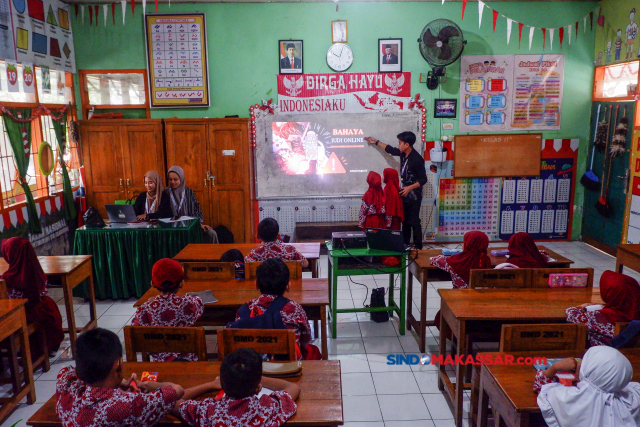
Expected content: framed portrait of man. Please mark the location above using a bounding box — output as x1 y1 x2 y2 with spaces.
279 40 303 74
379 38 402 73
332 21 347 43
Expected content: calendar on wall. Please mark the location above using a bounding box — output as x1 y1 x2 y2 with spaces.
499 139 578 240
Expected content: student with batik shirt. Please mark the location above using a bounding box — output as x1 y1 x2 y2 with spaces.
566 270 640 347
132 258 204 361
383 168 404 230
56 328 184 427
507 232 550 268
429 230 491 288
178 348 299 427
245 218 309 268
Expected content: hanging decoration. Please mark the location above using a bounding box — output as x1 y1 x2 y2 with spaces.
461 0 467 19
492 10 498 32
518 23 523 48
111 3 116 25
506 18 512 45
559 27 564 48
0 104 71 123
259 99 277 115
550 28 554 50
528 26 534 51
103 4 108 26
74 4 79 17
542 28 546 51
81 5 84 25
408 93 425 111
142 0 146 15
131 0 135 16
155 0 158 13
121 0 126 24
478 1 484 29
94 6 99 25
611 106 628 158
88 5 93 26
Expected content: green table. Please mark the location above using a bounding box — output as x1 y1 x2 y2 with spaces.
326 242 407 338
73 219 204 300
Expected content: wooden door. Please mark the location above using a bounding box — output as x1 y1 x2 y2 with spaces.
164 120 211 224
79 120 126 218
207 120 253 242
120 121 165 199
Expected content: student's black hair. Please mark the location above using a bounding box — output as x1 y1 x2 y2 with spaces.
256 258 290 296
257 217 279 242
220 249 244 262
220 348 263 399
75 328 122 384
397 131 416 147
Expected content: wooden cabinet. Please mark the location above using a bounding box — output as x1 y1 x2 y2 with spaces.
164 119 254 243
79 119 165 218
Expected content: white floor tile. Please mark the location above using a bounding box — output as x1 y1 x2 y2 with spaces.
414 372 442 394
342 372 376 396
343 395 383 422
331 322 362 338
386 420 436 427
359 320 398 337
368 353 411 373
98 315 133 330
363 336 404 354
372 372 420 394
327 337 366 355
36 360 75 381
34 380 57 403
423 393 455 419
378 393 431 421
330 354 370 373
2 402 44 427
343 422 384 427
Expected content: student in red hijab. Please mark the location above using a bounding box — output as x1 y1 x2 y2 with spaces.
566 271 640 346
383 168 404 230
507 232 549 268
1 237 64 358
429 230 491 288
358 171 386 230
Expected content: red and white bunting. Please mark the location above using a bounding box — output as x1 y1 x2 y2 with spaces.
529 26 534 51
506 18 513 45
478 1 484 29
103 4 108 26
121 0 126 24
550 28 554 50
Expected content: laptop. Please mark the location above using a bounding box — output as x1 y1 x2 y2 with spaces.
105 204 139 223
365 228 409 253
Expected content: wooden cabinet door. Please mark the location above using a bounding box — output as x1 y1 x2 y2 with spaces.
208 120 253 243
164 120 211 224
79 120 126 218
120 120 165 199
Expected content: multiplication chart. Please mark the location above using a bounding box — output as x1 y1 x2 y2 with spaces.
437 178 501 239
145 13 209 108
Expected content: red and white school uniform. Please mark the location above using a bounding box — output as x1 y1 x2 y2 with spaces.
429 230 491 289
565 307 615 347
55 367 179 427
533 369 557 393
245 241 306 263
132 293 204 361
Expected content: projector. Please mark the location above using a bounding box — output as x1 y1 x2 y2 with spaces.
331 231 367 249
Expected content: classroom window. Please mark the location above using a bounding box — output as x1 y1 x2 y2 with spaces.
39 114 80 192
79 70 150 119
593 62 640 101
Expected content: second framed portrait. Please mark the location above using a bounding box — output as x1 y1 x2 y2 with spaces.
379 38 402 73
279 40 303 74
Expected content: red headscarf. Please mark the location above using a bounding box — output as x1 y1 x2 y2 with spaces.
598 270 640 324
383 168 404 223
446 231 491 284
359 171 386 229
1 237 47 303
507 232 548 268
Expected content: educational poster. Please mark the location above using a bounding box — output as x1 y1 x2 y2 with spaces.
459 55 513 132
511 55 564 130
499 138 578 240
145 13 210 108
10 0 75 72
0 0 16 60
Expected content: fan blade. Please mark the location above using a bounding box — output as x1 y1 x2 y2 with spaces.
438 25 460 44
438 44 452 60
423 29 440 49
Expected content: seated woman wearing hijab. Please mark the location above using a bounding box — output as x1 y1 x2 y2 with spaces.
566 270 640 347
165 166 218 243
358 171 386 230
505 232 549 268
383 168 403 230
429 230 491 289
535 346 640 427
1 237 64 358
133 170 172 220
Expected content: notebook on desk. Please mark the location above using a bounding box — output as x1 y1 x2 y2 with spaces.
187 290 218 304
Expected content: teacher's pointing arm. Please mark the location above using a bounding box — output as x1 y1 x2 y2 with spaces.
365 136 400 155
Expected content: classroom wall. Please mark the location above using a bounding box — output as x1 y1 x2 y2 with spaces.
71 1 597 239
594 0 640 65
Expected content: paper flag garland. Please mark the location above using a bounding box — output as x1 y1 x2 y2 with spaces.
74 4 78 17
529 26 534 51
492 10 498 32
575 22 578 37
506 18 512 45
103 5 107 26
155 0 158 13
111 3 116 25
142 0 146 15
461 0 467 19
131 0 135 16
95 6 99 25
519 22 523 48
121 0 126 24
478 1 484 29
81 6 84 25
559 27 563 48
567 25 572 45
88 5 92 25
541 28 546 51
583 16 586 34
550 28 554 50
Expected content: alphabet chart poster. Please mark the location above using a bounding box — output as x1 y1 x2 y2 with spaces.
145 13 209 108
499 139 578 240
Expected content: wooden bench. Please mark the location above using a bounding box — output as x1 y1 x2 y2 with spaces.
469 268 594 289
245 261 303 280
123 326 207 362
183 262 236 281
217 328 297 361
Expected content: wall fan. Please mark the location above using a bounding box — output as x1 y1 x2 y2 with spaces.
418 19 466 90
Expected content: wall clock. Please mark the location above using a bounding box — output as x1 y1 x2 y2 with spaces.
327 43 353 72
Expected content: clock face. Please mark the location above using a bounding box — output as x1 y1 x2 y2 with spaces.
327 43 353 72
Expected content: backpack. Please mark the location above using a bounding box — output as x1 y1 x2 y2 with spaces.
227 296 290 330
214 225 234 244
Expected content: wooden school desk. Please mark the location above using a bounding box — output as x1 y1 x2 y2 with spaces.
407 246 573 352
27 360 344 427
438 287 602 427
0 255 97 360
0 299 36 424
135 278 330 359
475 349 640 427
615 244 640 274
174 243 322 278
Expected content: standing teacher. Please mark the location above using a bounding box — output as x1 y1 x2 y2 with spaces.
365 132 427 249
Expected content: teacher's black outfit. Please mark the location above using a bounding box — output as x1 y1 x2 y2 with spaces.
384 144 427 249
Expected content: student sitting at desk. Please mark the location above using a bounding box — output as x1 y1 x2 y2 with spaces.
429 230 491 289
132 258 204 361
535 346 640 427
358 171 386 230
383 168 403 230
177 348 299 427
56 328 185 427
134 170 173 221
1 237 64 358
506 232 549 268
220 249 245 279
566 270 640 347
245 218 309 268
165 165 218 243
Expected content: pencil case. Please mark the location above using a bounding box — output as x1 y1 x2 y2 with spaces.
490 249 509 257
548 273 588 288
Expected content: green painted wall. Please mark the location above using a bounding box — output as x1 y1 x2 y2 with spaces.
71 1 596 239
594 0 640 65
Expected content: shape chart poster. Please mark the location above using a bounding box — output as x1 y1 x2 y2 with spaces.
145 13 209 108
10 0 75 72
459 55 513 133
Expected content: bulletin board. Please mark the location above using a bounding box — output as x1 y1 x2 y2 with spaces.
453 133 542 178
144 13 209 108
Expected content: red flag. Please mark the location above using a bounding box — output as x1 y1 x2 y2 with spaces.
111 3 116 24
590 12 593 30
559 27 564 48
88 5 93 25
74 4 79 17
94 5 99 25
492 10 498 32
462 0 467 19
542 28 546 50
518 22 524 48
575 21 579 38
155 0 158 12
131 0 135 15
